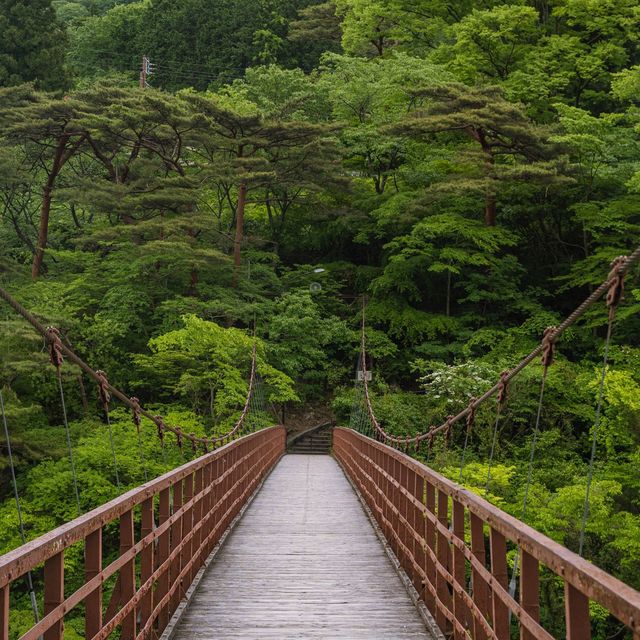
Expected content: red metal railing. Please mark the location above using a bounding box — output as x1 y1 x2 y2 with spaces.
334 428 640 640
0 426 285 640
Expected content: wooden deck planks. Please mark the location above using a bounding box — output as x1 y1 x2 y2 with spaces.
171 454 434 639
174 455 431 640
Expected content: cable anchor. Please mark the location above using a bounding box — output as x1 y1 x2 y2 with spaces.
541 327 557 372
45 326 64 370
131 397 142 434
607 256 627 321
497 371 510 409
96 370 111 412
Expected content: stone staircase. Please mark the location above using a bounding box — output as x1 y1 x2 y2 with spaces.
287 422 334 454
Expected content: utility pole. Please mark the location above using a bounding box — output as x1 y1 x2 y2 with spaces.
140 55 155 89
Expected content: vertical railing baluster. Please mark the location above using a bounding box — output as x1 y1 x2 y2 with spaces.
470 512 490 639
1 585 9 640
191 468 204 582
436 489 453 634
201 461 213 560
43 551 64 640
565 583 591 640
119 509 136 640
424 480 438 623
520 550 540 640
157 486 171 631
489 528 509 639
140 497 154 630
408 470 420 593
169 480 183 616
180 473 193 602
85 529 102 639
399 463 409 573
452 499 467 639
211 458 221 550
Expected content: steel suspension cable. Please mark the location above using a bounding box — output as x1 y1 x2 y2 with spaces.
358 248 640 447
0 389 40 624
55 367 82 516
458 400 477 482
484 373 509 495
97 371 121 489
578 260 623 555
484 408 503 497
578 320 613 556
0 284 260 453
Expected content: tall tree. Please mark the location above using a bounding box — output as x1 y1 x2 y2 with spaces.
0 87 87 278
288 2 343 70
182 89 337 280
0 0 68 91
396 83 565 226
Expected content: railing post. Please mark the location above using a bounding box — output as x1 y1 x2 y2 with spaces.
470 512 490 639
436 489 453 635
424 480 438 623
181 473 194 595
191 467 204 582
43 551 64 640
120 509 136 640
1 585 9 640
452 499 468 639
408 470 422 594
565 583 591 640
209 458 221 552
490 528 509 640
157 486 171 630
140 497 154 630
520 550 540 640
85 529 103 638
398 462 409 575
169 480 183 616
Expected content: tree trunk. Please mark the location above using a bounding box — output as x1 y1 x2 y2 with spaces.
485 192 497 227
31 136 69 279
446 270 451 317
482 138 497 227
32 179 56 279
232 183 248 288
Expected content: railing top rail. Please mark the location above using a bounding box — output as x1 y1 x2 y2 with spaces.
335 427 640 631
0 425 284 588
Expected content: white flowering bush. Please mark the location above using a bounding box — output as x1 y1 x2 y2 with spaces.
417 360 500 413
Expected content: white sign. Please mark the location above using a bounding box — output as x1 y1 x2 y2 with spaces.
357 370 372 382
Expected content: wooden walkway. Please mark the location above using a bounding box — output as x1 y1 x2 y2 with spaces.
170 454 435 639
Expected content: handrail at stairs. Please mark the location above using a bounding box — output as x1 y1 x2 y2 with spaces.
0 426 286 640
334 427 640 640
286 421 334 449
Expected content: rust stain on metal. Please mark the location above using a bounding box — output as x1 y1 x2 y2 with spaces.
0 427 285 640
333 428 640 639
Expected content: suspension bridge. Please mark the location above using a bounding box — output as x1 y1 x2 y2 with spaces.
1 251 640 640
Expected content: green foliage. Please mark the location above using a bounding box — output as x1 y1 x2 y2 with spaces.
3 1 640 635
0 0 68 90
134 314 297 417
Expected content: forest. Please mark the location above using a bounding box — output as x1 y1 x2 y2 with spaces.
1 0 640 637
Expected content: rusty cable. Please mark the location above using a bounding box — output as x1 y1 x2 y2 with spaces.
0 389 40 624
358 247 640 446
55 364 82 516
130 397 148 482
95 370 120 489
458 398 477 483
0 284 260 452
579 258 627 556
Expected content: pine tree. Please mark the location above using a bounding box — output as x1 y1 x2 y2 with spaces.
395 83 566 226
0 0 68 91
